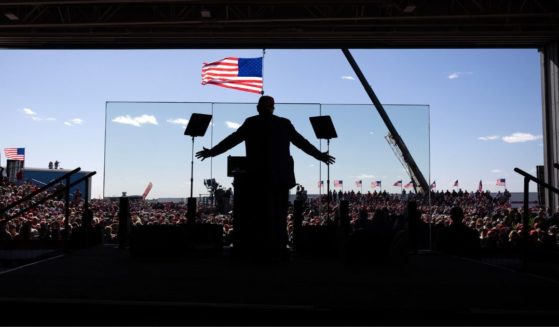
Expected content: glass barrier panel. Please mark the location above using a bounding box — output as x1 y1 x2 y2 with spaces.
105 102 429 205
104 102 212 199
320 104 430 198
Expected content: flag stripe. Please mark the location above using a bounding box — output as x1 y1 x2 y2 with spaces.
206 82 263 94
203 78 263 85
205 80 263 88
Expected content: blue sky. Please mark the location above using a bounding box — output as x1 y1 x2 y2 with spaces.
0 49 543 198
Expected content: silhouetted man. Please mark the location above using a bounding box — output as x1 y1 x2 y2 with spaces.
196 95 335 258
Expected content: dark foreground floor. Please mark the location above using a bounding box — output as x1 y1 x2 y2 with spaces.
0 244 558 325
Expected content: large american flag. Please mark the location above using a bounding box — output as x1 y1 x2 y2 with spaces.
404 181 414 189
202 57 263 94
4 148 25 161
371 180 381 188
334 180 343 188
496 178 506 186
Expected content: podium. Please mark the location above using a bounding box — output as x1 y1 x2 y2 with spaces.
227 156 250 255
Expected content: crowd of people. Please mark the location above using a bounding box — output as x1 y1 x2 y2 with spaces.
1 177 558 257
0 178 82 242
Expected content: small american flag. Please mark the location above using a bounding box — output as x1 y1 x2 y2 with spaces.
355 180 362 188
393 180 402 187
496 178 506 186
430 180 436 190
404 181 414 189
453 180 459 187
202 57 263 94
334 180 343 188
318 180 324 188
4 148 25 161
371 180 381 188
478 180 483 192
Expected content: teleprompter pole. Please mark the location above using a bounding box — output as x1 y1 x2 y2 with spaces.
327 139 331 222
190 136 194 199
187 136 196 224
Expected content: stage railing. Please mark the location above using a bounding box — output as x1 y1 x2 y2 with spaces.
0 169 98 254
514 166 559 268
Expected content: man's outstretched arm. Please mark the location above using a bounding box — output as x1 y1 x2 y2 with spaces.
196 125 246 161
289 123 335 165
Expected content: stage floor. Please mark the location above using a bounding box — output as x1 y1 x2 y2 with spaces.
0 244 558 325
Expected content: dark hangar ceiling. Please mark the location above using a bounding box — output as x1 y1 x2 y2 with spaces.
0 0 558 49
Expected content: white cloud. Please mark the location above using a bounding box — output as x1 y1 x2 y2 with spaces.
448 72 460 79
64 118 83 126
309 164 315 168
22 108 37 116
491 169 502 173
112 114 158 127
341 76 354 80
502 132 543 143
369 131 374 135
22 108 58 123
447 71 472 80
22 107 43 121
167 118 189 127
225 121 241 129
357 174 376 179
478 135 499 141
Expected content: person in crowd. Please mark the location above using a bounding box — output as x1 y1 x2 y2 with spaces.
0 221 12 240
436 206 480 256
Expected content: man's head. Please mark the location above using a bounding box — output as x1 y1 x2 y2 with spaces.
257 95 275 115
450 206 464 224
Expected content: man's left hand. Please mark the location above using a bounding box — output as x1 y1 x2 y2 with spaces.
196 147 213 161
319 152 335 165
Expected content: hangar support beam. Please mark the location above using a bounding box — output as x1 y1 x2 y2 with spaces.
541 40 559 213
342 48 429 194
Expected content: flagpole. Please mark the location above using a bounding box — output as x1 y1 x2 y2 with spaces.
261 48 266 95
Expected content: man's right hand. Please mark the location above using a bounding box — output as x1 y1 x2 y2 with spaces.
319 152 335 165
